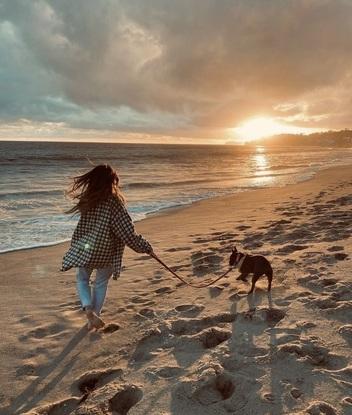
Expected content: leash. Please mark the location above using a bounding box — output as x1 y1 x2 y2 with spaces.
150 252 233 288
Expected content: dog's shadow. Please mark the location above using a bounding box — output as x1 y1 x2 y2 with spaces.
247 289 273 310
229 290 284 413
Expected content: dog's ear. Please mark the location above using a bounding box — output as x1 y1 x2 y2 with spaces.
232 246 237 253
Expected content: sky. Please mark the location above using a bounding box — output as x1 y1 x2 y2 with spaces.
0 0 352 143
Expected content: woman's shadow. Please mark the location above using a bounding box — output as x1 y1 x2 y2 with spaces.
7 325 88 414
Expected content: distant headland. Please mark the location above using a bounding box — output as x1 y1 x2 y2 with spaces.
249 129 352 147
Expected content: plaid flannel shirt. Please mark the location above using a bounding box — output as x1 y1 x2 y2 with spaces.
61 196 152 279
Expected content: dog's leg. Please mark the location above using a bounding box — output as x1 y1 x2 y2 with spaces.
236 273 248 281
248 274 261 294
266 270 273 292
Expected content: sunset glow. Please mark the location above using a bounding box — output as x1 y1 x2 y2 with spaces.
1 2 351 142
231 117 313 142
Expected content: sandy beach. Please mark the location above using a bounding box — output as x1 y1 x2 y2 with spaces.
0 165 351 415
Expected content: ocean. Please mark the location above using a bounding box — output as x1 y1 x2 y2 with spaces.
1 141 351 253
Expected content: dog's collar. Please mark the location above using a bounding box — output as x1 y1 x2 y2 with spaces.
235 254 247 271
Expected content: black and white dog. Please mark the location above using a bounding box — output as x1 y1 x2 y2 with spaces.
229 246 273 294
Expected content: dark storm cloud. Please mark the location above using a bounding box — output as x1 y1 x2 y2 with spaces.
1 0 352 136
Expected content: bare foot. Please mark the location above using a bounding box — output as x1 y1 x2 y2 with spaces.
86 310 105 331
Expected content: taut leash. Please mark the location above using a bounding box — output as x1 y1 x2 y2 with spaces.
150 252 233 288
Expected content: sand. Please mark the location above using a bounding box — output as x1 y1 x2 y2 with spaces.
0 165 351 415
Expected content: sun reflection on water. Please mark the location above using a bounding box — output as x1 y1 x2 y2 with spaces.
253 147 268 170
251 147 276 186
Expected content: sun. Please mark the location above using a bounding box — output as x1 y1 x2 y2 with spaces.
231 116 309 142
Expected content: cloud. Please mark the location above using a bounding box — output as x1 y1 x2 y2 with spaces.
1 0 352 140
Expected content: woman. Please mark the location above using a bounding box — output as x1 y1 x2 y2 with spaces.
61 164 153 330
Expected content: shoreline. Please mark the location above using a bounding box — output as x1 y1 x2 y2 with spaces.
1 163 351 257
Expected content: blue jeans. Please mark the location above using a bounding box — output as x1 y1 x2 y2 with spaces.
76 267 113 315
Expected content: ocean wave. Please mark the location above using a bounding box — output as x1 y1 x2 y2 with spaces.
125 178 218 189
0 189 63 200
268 164 309 170
0 238 71 254
241 172 297 180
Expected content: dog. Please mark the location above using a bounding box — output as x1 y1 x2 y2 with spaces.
229 246 273 294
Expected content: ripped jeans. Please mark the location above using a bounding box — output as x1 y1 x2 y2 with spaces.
76 267 113 315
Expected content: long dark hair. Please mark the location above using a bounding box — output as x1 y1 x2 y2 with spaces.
66 164 125 215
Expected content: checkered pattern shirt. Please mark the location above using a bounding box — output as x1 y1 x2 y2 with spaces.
61 196 152 279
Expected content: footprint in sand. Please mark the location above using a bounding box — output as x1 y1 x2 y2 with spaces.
130 312 236 366
228 293 241 301
137 308 156 319
319 277 339 287
308 296 339 310
219 232 237 239
17 315 34 325
296 274 337 292
338 325 352 343
277 244 309 254
130 295 151 304
172 264 189 272
155 286 174 294
193 237 209 244
170 313 236 336
178 371 235 406
172 367 260 412
180 327 232 350
101 322 120 334
341 397 352 407
317 365 352 390
278 336 347 369
237 307 286 327
192 250 222 264
284 291 314 302
290 388 303 399
70 381 143 415
130 327 164 364
236 225 252 231
19 322 66 341
303 292 352 321
134 254 151 261
108 384 143 414
16 362 40 377
295 321 317 330
72 367 124 395
23 397 82 415
327 245 345 252
334 252 349 261
174 304 204 317
149 277 165 285
195 373 235 404
165 246 190 252
305 400 338 415
146 365 184 379
274 299 291 307
209 286 224 297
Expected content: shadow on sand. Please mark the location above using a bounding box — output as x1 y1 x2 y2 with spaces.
7 325 88 414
